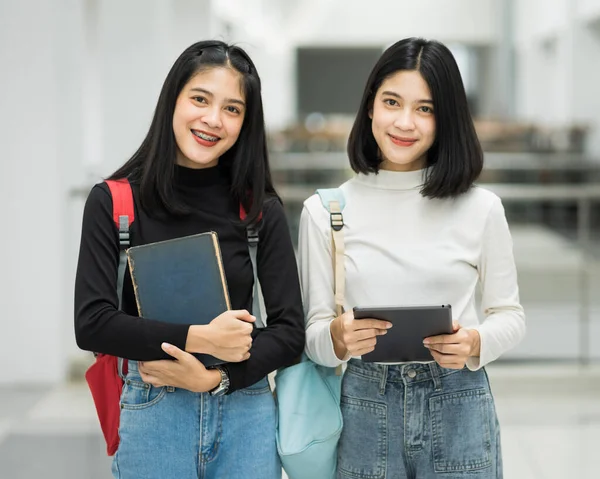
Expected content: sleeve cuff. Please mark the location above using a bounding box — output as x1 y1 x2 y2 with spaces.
306 319 349 368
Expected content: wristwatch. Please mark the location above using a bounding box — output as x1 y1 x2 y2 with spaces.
209 365 230 396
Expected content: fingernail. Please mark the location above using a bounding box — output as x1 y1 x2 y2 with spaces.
423 340 430 345
162 342 172 350
386 323 393 329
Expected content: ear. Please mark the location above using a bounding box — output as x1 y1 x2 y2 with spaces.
368 109 373 119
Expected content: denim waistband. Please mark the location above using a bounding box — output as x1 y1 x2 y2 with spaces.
346 358 467 391
127 360 139 372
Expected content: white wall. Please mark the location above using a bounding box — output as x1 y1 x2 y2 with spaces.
289 0 498 46
514 0 600 155
577 0 600 20
0 0 215 385
215 0 500 130
0 0 65 384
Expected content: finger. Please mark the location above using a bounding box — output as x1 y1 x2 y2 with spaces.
347 337 377 355
139 370 160 386
162 342 186 360
353 346 376 357
352 319 392 331
352 328 387 341
452 320 461 332
426 343 464 355
423 333 460 346
430 351 465 369
138 360 169 375
232 351 251 362
231 310 256 323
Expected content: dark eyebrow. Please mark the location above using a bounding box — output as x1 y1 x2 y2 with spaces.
189 87 246 107
381 91 433 105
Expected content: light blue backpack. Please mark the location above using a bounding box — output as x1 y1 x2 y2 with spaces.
275 188 346 479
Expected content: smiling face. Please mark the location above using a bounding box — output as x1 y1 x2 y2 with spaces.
369 70 436 172
172 66 246 169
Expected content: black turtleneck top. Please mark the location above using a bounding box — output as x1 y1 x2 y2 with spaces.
74 164 305 393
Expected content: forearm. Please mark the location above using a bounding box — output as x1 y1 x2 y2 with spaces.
75 304 190 360
185 325 213 354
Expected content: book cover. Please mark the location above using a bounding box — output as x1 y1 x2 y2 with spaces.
127 231 231 367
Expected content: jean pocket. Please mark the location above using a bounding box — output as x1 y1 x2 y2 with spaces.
120 378 167 410
239 377 271 396
338 396 387 479
429 388 493 473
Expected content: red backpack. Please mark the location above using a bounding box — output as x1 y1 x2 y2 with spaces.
84 178 264 456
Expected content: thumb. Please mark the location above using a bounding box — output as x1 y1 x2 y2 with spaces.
162 342 184 359
452 320 461 332
232 309 256 323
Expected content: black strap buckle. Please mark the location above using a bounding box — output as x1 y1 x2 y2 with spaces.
330 212 344 232
246 227 259 245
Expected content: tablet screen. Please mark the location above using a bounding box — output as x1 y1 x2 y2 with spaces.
353 305 452 362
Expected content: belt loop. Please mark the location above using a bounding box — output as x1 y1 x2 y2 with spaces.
428 362 442 391
379 365 388 395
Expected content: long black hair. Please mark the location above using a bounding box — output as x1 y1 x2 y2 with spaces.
109 40 275 224
348 37 483 198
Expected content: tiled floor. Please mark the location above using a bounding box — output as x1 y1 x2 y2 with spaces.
0 364 598 478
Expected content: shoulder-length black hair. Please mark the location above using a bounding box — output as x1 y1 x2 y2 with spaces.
348 37 483 198
109 40 276 224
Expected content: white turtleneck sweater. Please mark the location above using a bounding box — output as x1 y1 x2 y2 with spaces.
298 168 526 370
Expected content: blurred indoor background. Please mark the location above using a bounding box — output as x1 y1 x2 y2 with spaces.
0 0 599 477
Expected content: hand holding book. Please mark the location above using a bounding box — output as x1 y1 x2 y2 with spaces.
185 310 256 362
138 342 222 393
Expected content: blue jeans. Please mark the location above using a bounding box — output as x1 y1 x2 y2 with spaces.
337 359 502 479
112 361 281 479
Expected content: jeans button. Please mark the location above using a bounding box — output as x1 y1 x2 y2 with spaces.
407 369 417 379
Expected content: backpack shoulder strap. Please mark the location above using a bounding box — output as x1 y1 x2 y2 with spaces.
105 179 135 248
240 204 265 328
104 179 135 379
316 188 346 317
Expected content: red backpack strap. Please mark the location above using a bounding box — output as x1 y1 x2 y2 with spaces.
105 179 135 245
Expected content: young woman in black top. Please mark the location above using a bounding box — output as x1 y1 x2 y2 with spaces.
75 40 304 479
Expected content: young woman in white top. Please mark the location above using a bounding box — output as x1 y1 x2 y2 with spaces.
299 37 526 478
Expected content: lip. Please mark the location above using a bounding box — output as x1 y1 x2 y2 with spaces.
192 129 221 147
389 134 417 147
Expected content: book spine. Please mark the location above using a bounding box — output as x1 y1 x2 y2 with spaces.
211 232 232 310
127 252 144 317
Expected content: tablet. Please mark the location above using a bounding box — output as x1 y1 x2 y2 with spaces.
353 305 453 363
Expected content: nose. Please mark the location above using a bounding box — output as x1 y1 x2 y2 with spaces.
201 106 222 130
393 108 415 131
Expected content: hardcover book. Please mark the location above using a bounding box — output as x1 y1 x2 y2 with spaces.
127 231 231 367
